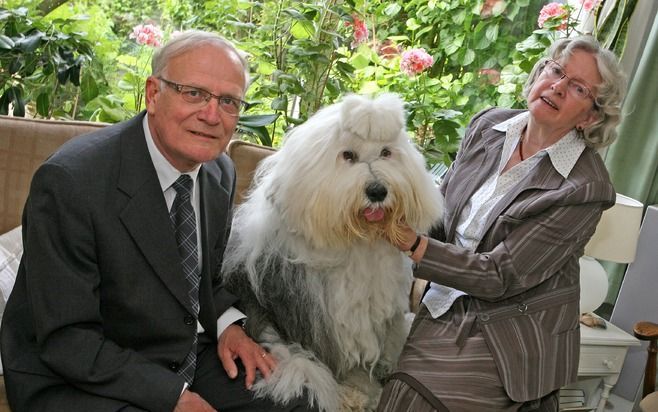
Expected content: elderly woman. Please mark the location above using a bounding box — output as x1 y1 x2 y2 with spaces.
378 35 627 412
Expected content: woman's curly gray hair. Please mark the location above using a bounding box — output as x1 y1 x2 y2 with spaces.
523 35 627 148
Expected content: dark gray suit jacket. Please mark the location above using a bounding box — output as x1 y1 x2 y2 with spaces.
416 108 616 401
0 113 238 411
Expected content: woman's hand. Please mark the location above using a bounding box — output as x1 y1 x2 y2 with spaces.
394 224 429 263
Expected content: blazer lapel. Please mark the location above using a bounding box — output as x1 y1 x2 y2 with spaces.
116 114 193 313
444 126 502 241
197 160 231 332
481 155 564 234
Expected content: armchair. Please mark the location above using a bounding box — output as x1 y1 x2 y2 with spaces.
634 321 658 412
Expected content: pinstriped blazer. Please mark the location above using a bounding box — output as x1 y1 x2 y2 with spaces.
415 107 615 401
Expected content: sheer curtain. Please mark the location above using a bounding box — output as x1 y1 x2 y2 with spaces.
601 13 658 307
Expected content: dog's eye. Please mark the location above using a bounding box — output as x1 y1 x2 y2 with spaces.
380 148 392 158
342 151 357 162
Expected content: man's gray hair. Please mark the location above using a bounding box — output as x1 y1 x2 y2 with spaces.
523 35 627 148
151 30 250 91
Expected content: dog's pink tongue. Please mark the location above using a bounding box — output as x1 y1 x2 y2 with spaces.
363 207 385 222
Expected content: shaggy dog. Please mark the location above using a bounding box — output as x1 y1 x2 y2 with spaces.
221 93 442 411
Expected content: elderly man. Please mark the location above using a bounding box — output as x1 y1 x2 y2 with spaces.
0 30 313 412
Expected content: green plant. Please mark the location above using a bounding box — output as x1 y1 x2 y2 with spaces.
0 6 95 117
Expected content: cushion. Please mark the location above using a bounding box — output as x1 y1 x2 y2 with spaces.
0 225 22 374
0 115 107 234
226 140 276 205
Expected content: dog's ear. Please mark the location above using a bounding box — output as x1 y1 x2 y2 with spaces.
340 93 405 142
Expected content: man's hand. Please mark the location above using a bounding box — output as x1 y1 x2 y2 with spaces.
173 389 217 412
218 324 276 389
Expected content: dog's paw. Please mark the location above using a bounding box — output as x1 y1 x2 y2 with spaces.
338 383 375 412
251 341 341 412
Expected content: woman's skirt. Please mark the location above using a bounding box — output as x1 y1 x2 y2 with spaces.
377 297 559 412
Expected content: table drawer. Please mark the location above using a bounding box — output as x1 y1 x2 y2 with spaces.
578 344 627 375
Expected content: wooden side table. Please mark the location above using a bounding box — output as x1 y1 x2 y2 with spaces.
578 317 641 412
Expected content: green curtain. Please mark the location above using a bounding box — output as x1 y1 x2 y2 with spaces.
602 13 658 306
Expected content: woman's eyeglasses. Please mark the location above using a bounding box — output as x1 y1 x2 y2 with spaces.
158 77 248 117
541 60 596 103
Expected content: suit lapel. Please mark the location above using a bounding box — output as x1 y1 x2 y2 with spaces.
197 160 231 332
116 114 193 312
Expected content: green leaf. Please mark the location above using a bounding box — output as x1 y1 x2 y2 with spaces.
290 20 314 40
406 18 421 31
9 87 25 117
485 25 499 43
81 71 99 102
349 52 371 70
69 64 81 86
238 113 280 128
384 3 402 17
0 35 15 49
16 32 43 53
36 92 50 117
462 49 475 66
271 96 288 111
236 125 273 147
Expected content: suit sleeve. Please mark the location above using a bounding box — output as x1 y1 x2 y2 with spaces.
24 162 184 411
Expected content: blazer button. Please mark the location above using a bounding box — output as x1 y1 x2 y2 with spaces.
169 362 180 372
479 313 490 322
184 315 195 325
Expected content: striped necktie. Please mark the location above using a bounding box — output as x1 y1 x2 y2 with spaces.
169 174 200 384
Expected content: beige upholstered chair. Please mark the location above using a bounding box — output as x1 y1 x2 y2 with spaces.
226 140 276 205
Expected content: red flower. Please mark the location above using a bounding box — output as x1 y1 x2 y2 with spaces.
377 39 400 60
346 15 369 48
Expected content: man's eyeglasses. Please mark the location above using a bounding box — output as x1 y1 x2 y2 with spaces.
541 60 597 103
158 77 248 117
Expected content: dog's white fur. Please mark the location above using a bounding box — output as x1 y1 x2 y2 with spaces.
222 94 442 411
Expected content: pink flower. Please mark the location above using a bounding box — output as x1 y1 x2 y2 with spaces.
129 24 163 47
346 15 369 48
480 0 504 18
479 68 500 85
537 2 569 30
400 48 434 76
580 0 601 12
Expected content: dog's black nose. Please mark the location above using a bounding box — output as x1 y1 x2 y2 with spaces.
366 182 387 202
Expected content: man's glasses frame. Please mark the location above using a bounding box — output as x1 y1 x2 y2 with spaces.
157 77 249 117
541 60 597 105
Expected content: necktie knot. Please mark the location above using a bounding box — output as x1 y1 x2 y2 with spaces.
172 174 193 200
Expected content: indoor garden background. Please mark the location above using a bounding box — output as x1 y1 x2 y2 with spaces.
0 0 636 167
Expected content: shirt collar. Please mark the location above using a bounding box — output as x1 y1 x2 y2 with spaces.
143 115 201 192
493 111 586 178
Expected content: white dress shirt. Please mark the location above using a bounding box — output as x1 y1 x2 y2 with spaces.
142 116 245 337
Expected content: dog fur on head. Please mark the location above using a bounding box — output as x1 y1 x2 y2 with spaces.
222 93 443 411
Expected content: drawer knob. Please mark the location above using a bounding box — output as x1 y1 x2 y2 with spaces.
603 359 614 369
